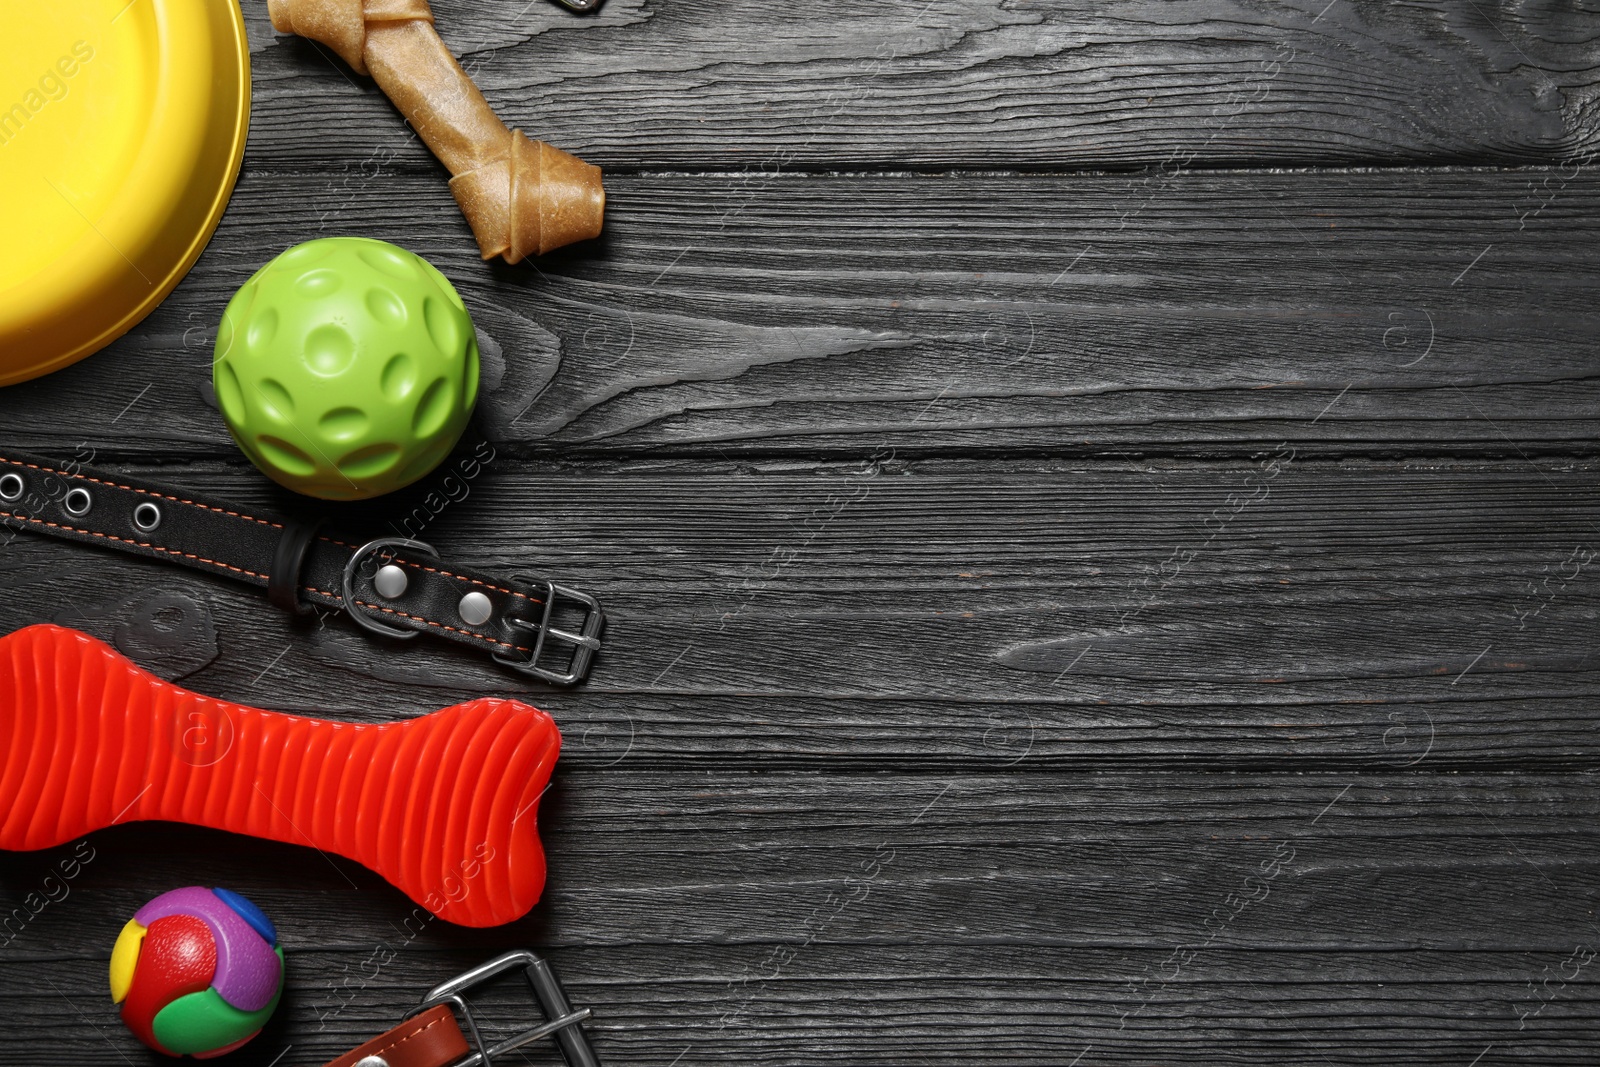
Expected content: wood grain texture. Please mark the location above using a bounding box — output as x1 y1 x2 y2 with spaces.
2 771 1599 1065
238 0 1600 170
3 169 1599 459
4 0 1600 1062
4 457 1597 720
1 453 1595 1062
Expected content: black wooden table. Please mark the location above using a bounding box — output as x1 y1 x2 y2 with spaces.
3 1 1599 1063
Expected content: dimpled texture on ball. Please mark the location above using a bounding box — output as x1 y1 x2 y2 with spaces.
213 237 479 501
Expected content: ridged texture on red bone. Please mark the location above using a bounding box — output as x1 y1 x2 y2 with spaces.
0 624 559 927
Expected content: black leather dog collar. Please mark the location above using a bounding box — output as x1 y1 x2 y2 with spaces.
0 448 602 685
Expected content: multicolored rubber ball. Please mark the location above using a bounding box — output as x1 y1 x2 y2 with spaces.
110 886 284 1058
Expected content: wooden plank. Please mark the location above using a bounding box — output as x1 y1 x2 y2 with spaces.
2 771 1598 1063
238 0 1600 170
15 945 1597 1066
6 771 1600 952
1 457 1595 763
3 169 1598 458
3 1 1595 1063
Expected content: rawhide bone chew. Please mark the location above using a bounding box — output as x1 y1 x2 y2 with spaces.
0 624 560 927
269 0 604 261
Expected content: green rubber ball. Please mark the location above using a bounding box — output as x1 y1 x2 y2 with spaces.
213 237 480 501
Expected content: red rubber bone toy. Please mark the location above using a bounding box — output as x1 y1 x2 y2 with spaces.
0 624 560 927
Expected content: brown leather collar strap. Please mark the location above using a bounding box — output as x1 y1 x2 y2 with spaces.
322 1004 470 1067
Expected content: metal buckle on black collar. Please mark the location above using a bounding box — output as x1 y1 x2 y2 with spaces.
341 537 441 640
402 950 600 1067
493 577 605 686
340 540 604 685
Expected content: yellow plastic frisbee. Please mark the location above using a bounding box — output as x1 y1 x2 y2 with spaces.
0 0 250 387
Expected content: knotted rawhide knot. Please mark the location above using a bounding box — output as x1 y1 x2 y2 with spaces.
449 129 606 261
268 0 359 73
267 0 604 262
267 0 435 73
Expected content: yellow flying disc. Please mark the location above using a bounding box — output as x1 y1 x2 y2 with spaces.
0 0 250 387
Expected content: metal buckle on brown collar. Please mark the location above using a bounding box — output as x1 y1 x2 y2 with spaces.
400 951 600 1067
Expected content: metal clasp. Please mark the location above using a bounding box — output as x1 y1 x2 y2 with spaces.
404 950 600 1067
494 577 604 686
341 537 441 639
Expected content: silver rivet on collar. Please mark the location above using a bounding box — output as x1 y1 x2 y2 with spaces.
374 564 409 599
354 1057 391 1067
0 473 22 502
63 486 92 516
458 591 493 626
